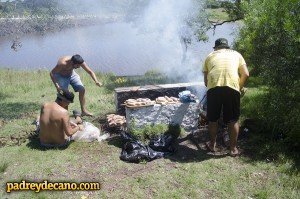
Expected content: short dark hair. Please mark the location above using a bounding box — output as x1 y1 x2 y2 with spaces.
71 54 84 64
57 90 75 103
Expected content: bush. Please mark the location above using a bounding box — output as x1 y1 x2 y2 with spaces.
205 0 222 9
235 0 300 150
129 123 183 144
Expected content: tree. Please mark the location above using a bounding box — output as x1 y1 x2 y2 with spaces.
235 0 300 149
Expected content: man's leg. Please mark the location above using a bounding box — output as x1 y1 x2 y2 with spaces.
206 87 222 152
228 121 239 156
223 87 241 156
208 121 218 151
70 72 93 116
78 88 93 116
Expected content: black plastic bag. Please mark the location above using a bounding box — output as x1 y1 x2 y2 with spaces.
120 131 137 143
148 134 176 153
120 141 164 163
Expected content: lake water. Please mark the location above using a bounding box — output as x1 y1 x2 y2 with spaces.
0 22 238 76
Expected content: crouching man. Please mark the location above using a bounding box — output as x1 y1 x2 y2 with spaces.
39 90 83 148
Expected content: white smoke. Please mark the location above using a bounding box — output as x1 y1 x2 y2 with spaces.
133 0 205 82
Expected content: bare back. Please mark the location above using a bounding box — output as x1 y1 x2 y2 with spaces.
39 102 69 145
52 56 75 76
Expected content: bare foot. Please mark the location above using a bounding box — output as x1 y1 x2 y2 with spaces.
205 141 216 152
81 111 93 117
230 147 239 157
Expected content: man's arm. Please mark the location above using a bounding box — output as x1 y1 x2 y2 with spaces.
62 112 82 137
202 57 209 87
238 64 250 90
203 72 208 87
50 64 62 92
81 62 102 87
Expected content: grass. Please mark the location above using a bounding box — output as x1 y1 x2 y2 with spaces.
0 69 299 198
205 8 230 22
0 162 8 173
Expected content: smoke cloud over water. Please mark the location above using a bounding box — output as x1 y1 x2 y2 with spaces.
132 0 205 82
0 0 238 88
59 0 206 81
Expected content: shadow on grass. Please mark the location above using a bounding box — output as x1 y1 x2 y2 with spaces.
0 102 40 120
240 89 300 172
107 134 126 148
165 136 227 163
0 92 12 101
107 132 226 163
240 119 300 172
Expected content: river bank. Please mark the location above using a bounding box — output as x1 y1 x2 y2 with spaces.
0 15 122 38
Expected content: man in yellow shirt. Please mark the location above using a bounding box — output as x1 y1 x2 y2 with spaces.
203 38 249 156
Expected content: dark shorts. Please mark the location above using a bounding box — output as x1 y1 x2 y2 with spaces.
207 86 240 124
40 137 71 148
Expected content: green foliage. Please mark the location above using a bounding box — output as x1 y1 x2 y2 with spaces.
0 0 64 17
205 0 245 20
235 0 300 150
222 0 245 20
130 124 168 142
104 70 175 91
205 0 223 9
205 8 230 22
129 123 183 143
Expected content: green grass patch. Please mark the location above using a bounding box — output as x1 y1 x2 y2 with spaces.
104 69 176 91
206 8 230 21
240 86 300 171
0 69 299 198
0 162 8 173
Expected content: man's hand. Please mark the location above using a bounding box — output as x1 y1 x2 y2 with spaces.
70 122 78 128
95 81 102 87
78 124 84 131
240 87 248 97
75 116 83 124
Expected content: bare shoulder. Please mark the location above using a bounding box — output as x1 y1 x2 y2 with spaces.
41 102 50 108
55 105 68 114
40 102 47 114
41 102 47 107
52 106 69 120
57 56 71 66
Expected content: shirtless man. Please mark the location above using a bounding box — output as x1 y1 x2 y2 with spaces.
39 90 83 147
50 54 102 116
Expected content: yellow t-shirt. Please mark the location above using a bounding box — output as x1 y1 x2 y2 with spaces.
203 49 246 92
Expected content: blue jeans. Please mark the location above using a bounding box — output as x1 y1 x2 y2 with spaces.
53 71 84 92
